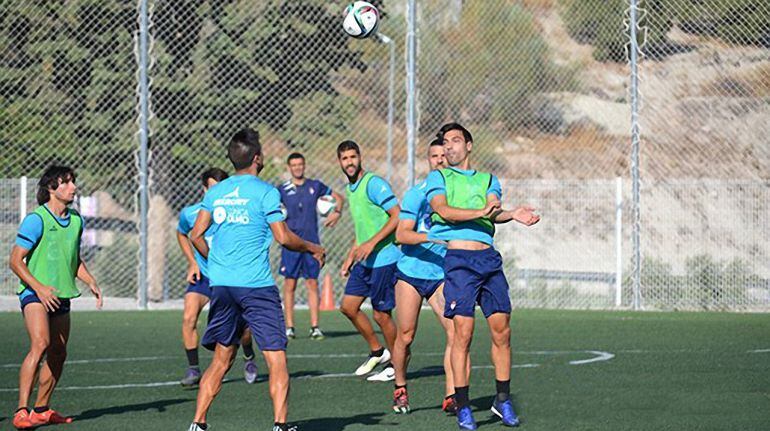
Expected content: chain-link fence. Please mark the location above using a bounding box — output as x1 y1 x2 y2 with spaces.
1 0 768 310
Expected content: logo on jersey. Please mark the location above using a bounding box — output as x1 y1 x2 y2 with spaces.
214 187 250 206
309 187 315 195
450 301 457 310
213 207 227 224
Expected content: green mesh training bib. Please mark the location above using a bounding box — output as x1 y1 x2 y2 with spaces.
431 168 495 235
346 172 396 249
18 206 82 298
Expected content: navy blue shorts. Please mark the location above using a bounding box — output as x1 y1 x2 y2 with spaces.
201 286 287 352
185 274 212 298
280 249 320 280
344 263 397 312
443 248 511 319
395 269 443 300
19 287 71 316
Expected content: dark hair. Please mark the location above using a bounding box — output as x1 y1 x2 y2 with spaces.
437 122 473 143
287 152 305 164
37 165 76 205
429 138 443 147
228 128 261 170
200 167 228 187
336 140 360 158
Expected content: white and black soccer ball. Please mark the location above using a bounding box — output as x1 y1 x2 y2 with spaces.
316 195 337 217
342 1 380 39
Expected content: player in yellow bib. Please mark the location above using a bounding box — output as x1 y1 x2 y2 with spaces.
9 166 102 429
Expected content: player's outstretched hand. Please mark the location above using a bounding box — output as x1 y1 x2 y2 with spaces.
511 205 540 226
186 263 201 284
353 240 376 262
324 211 341 228
89 283 103 310
36 285 60 313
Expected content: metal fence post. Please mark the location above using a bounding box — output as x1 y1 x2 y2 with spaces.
137 0 150 309
629 0 642 311
615 177 623 307
405 0 417 187
19 176 27 222
377 33 395 184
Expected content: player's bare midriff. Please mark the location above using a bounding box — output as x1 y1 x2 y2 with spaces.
447 239 490 250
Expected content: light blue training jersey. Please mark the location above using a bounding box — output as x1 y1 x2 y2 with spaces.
397 179 446 280
202 174 285 288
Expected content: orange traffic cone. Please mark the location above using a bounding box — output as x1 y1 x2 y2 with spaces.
320 273 336 311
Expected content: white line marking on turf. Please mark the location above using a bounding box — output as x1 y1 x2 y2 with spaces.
748 349 770 353
0 350 616 369
568 350 615 365
0 355 175 369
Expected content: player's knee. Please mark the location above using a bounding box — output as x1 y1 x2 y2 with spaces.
30 337 50 356
182 313 198 329
339 304 356 318
372 310 392 325
398 329 415 346
491 327 511 347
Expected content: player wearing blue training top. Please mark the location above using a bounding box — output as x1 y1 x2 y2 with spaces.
427 123 540 430
390 139 469 415
186 129 325 431
337 140 401 382
279 152 345 340
177 168 258 387
10 166 102 429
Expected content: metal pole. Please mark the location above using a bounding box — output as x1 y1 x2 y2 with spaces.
629 0 642 310
19 176 27 222
405 0 417 187
378 33 395 183
138 0 150 309
615 177 623 307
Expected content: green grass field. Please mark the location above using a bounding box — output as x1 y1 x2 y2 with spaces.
1 309 769 430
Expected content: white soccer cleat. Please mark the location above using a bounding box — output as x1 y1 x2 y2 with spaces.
366 365 395 382
188 423 207 431
354 348 391 376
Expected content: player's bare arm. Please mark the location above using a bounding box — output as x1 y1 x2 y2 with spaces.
76 259 103 309
340 239 357 277
395 218 427 245
353 204 400 262
270 221 326 267
9 245 60 312
429 194 500 223
190 209 212 259
176 231 201 283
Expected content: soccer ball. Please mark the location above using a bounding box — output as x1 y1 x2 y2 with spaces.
342 1 380 39
316 195 337 217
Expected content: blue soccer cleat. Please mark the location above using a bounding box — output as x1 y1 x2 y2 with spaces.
456 405 477 430
491 399 520 427
244 359 258 384
181 367 201 387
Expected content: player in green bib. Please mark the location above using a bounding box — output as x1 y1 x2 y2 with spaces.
426 123 539 430
9 166 102 429
337 140 402 382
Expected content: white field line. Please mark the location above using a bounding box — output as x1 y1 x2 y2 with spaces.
0 350 611 392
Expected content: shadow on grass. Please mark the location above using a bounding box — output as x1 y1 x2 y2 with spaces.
293 410 391 431
75 398 191 421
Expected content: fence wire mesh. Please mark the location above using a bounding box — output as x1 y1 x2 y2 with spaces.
0 0 767 310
